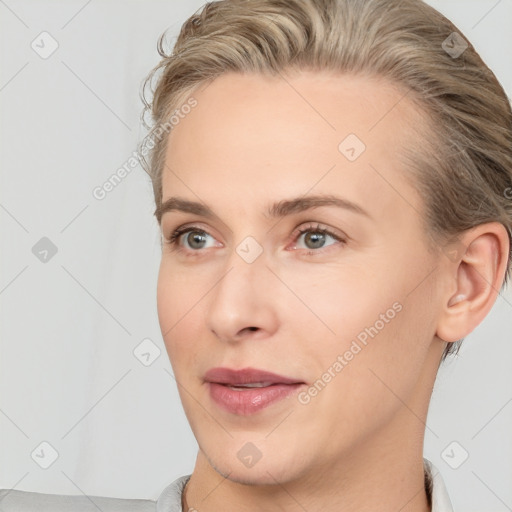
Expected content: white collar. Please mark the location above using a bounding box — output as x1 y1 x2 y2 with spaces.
424 458 454 511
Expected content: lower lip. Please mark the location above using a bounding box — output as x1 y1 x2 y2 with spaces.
208 382 304 416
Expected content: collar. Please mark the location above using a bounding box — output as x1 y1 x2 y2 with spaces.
157 458 453 511
424 458 454 511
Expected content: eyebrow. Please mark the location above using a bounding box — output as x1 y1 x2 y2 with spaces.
156 194 371 223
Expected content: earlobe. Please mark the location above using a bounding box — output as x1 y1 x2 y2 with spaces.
435 223 509 344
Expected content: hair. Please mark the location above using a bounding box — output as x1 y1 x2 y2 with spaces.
139 0 512 362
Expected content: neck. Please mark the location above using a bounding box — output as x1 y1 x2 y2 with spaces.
182 416 432 512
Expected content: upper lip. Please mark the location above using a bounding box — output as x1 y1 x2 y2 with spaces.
204 367 304 386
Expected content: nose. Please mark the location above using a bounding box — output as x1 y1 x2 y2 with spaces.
205 246 279 344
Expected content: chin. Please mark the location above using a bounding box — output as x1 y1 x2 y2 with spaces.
215 466 288 487
206 449 305 487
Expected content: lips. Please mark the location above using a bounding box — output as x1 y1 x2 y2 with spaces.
203 367 304 386
204 367 306 415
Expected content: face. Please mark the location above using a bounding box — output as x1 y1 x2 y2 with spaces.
157 70 446 485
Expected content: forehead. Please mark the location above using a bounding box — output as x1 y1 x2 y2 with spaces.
162 70 427 220
168 70 423 138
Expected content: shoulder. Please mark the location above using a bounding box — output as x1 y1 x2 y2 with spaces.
156 474 191 511
0 488 156 511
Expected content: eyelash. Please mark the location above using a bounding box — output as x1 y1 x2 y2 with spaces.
164 223 346 256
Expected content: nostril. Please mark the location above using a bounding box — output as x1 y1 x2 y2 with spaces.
236 326 259 337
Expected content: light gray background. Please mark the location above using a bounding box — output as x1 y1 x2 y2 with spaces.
1 0 511 510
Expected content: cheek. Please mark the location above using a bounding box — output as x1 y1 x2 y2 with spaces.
326 276 436 411
279 261 398 346
156 261 202 364
296 295 430 447
157 259 207 324
285 258 431 380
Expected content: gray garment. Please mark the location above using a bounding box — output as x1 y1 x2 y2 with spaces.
156 475 190 512
0 489 157 511
0 458 453 511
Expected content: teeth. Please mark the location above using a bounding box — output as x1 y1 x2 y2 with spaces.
228 382 274 389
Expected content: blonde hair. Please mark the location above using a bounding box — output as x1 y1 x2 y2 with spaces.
139 0 512 361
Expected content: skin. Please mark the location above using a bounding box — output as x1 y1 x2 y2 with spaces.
155 70 509 512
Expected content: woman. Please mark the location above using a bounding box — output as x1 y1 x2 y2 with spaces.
1 0 510 510
144 0 511 510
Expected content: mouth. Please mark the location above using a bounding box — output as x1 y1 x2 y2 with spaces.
204 367 306 415
223 382 277 390
204 367 305 387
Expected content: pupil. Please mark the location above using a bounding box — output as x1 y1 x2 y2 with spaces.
306 232 325 249
188 231 206 249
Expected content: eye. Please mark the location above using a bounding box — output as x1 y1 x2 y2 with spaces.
164 222 346 255
290 223 346 254
165 226 218 251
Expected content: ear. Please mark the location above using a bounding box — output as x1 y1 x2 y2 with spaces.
436 222 510 343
